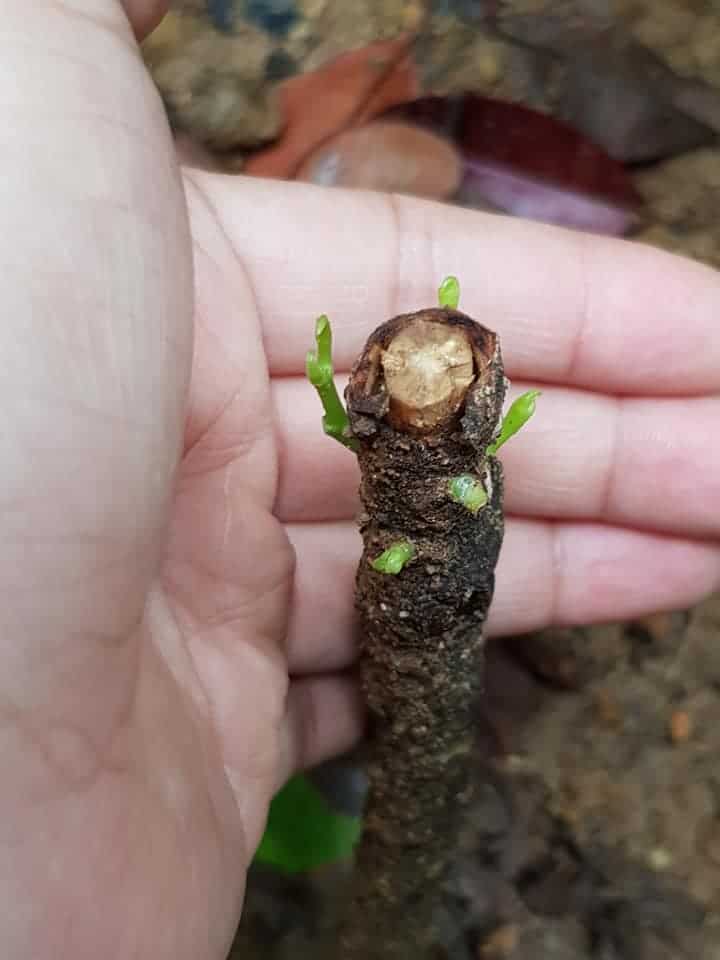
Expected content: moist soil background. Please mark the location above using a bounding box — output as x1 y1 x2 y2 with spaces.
144 2 720 264
232 598 720 959
144 4 720 956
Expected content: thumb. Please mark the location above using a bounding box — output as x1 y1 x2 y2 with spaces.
0 1 192 737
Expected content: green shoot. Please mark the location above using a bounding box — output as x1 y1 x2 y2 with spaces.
370 541 415 575
306 315 357 451
448 474 487 514
487 389 541 457
438 275 460 310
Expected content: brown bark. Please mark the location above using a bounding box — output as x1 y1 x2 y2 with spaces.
339 308 506 958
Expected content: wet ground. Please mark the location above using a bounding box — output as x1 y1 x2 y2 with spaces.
231 598 720 959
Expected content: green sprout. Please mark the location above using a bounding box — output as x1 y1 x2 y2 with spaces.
306 315 357 450
370 540 415 575
486 389 541 457
448 474 488 514
438 275 460 310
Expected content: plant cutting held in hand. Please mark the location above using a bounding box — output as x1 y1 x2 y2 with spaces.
302 277 539 957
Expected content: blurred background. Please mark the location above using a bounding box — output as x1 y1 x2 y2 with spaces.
144 0 720 264
143 4 720 957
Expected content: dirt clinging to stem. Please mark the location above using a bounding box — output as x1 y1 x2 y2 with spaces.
339 308 507 958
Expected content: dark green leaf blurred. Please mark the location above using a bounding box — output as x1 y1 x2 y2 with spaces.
254 774 362 873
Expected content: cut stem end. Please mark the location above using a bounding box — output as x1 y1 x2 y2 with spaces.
381 319 474 432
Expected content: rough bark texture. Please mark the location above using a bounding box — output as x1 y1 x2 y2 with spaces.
339 308 506 958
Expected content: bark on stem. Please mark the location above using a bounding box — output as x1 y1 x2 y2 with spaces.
339 307 507 958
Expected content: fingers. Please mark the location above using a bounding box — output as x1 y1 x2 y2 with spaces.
274 376 720 539
182 176 279 511
492 519 720 636
274 373 360 525
285 523 359 674
191 173 720 396
501 389 720 540
278 674 364 789
285 521 720 673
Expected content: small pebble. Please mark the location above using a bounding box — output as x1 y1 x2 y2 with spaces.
648 847 673 871
478 923 519 957
669 709 692 744
402 2 423 30
297 121 463 200
592 689 622 728
634 611 676 642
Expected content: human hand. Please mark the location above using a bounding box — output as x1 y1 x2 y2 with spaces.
3 3 719 959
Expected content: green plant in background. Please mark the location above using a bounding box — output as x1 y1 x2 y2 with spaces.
254 774 361 874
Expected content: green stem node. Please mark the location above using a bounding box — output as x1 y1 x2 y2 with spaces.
487 389 541 456
438 275 460 310
370 541 415 575
306 315 357 451
448 474 488 514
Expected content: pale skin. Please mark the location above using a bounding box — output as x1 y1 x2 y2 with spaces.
2 2 720 957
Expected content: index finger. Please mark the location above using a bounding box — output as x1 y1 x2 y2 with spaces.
190 173 720 396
